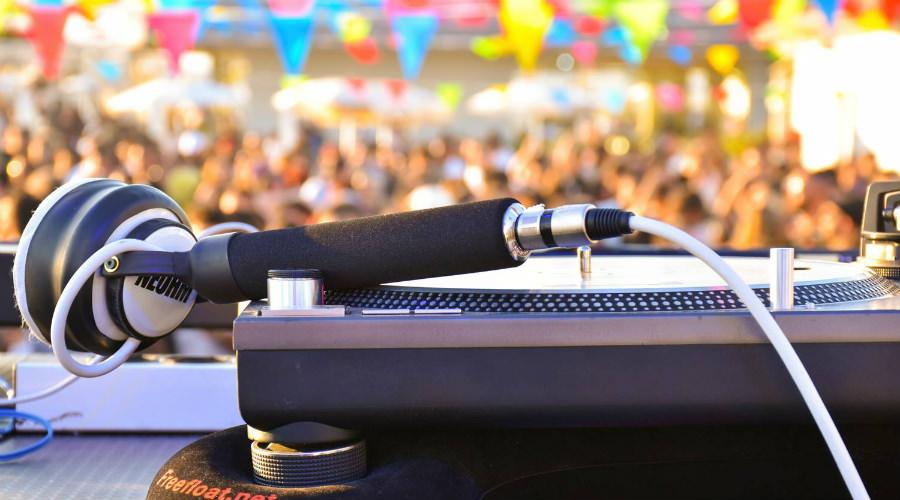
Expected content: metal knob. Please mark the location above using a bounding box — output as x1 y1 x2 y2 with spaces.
769 248 794 310
267 269 324 310
251 440 367 488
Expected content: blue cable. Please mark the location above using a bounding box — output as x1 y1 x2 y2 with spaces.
0 410 53 461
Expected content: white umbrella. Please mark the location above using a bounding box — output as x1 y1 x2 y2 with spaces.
468 77 589 118
466 85 509 116
272 78 450 126
104 77 248 114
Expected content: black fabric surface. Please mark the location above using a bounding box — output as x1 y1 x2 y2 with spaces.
226 198 521 299
148 425 900 500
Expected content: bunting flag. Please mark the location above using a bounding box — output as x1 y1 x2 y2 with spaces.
391 13 438 80
336 11 371 43
706 44 740 74
572 0 611 19
270 15 315 75
571 40 597 64
545 17 576 47
611 0 669 60
157 0 215 41
345 37 379 64
708 0 738 24
28 6 70 80
675 1 705 20
668 44 693 65
267 0 315 16
32 0 63 5
885 0 900 22
813 0 841 24
574 15 603 36
148 10 201 73
498 0 554 72
773 0 806 26
601 24 628 46
618 42 643 65
78 0 116 20
737 0 774 30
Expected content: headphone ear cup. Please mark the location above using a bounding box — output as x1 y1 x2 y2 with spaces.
15 179 192 356
105 219 198 344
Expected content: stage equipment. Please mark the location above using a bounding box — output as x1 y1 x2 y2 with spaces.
13 355 240 432
10 178 883 498
11 179 633 376
858 180 900 279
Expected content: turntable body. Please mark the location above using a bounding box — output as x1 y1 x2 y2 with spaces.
234 256 900 431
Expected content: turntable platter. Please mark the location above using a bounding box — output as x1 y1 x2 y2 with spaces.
326 256 900 313
383 256 866 292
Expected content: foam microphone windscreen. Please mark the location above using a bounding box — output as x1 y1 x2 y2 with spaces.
227 198 523 299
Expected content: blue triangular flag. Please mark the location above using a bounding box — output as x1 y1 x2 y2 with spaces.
545 18 576 47
270 15 315 75
391 13 438 81
813 0 840 24
601 25 629 47
668 45 692 66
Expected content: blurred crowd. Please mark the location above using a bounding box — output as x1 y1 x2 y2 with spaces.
0 92 894 251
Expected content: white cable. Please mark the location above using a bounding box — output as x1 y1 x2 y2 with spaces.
50 239 162 378
1 355 102 405
196 221 259 239
12 223 260 396
628 215 870 500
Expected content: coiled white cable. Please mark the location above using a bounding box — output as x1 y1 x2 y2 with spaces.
51 238 162 377
628 215 869 500
11 222 260 401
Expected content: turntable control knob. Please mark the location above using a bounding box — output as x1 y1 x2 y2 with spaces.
267 269 324 310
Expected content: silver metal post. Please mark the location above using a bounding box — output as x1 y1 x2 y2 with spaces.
769 248 794 310
267 269 324 310
578 246 592 278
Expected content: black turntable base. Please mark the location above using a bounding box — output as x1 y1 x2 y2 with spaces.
149 424 900 500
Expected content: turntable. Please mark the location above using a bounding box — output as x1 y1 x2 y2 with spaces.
236 255 900 433
10 180 900 499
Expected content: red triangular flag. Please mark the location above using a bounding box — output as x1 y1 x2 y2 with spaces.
148 10 200 74
28 6 71 80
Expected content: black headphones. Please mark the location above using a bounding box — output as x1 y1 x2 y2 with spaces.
14 179 199 362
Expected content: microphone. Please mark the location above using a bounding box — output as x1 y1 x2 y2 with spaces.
13 179 634 363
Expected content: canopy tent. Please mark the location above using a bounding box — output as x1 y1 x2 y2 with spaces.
467 76 590 118
272 77 450 126
104 77 248 114
273 77 451 151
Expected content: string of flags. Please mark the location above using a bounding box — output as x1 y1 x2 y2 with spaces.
2 0 900 81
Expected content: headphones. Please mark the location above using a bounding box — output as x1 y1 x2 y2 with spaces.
14 179 213 376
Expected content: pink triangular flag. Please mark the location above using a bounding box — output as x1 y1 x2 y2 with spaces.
148 10 200 74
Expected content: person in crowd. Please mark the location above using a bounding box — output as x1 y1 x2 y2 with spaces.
0 84 891 253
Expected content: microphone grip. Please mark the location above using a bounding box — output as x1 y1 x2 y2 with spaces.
193 198 523 302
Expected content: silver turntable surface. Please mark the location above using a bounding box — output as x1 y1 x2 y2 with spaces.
326 256 899 313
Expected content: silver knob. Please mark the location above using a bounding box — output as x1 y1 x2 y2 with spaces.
267 269 324 310
769 248 794 310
